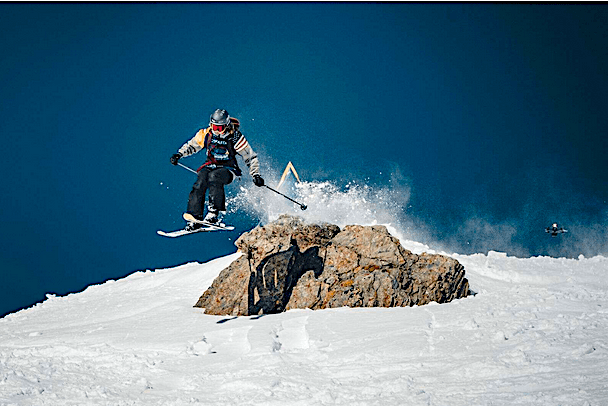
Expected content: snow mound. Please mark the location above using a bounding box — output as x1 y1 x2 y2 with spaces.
1 251 607 405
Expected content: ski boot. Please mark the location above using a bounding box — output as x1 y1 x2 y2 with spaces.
203 210 224 225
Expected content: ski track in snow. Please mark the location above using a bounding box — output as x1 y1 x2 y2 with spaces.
1 249 608 405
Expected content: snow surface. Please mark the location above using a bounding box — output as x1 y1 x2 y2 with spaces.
1 243 608 405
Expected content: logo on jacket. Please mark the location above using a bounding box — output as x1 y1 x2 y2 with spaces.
211 146 229 160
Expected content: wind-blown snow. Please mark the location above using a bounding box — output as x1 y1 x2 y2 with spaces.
1 248 607 405
230 178 424 241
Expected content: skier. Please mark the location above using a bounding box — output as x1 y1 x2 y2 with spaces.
170 109 265 231
545 223 567 237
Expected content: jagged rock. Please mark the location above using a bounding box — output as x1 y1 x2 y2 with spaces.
195 215 469 316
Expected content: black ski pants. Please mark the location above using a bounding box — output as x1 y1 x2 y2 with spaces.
187 167 234 216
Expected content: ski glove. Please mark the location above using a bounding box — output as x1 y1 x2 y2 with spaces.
170 153 182 166
253 175 265 187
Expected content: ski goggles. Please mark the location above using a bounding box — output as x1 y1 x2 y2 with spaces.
211 123 228 133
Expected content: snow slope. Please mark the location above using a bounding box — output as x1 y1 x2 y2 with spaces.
1 245 607 405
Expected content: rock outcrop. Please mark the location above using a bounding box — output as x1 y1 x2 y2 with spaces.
195 215 469 316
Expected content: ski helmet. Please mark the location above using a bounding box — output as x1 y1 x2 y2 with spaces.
210 109 230 126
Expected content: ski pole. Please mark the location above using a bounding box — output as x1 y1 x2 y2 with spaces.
177 162 199 175
265 185 307 211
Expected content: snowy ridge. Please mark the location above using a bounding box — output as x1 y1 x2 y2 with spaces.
1 248 607 405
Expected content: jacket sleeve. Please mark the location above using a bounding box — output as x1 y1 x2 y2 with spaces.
177 129 206 157
234 132 261 177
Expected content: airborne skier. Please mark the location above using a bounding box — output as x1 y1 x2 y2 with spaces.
170 109 265 231
545 223 568 237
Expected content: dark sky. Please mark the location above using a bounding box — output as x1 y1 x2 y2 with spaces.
1 3 607 317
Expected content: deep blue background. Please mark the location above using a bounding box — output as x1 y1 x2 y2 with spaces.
1 3 607 317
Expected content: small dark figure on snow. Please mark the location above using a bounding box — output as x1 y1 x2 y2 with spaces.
545 223 568 237
170 109 264 231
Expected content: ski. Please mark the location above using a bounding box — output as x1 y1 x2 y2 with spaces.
157 214 234 238
182 213 234 231
157 227 218 238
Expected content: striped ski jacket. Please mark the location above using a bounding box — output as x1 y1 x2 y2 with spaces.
177 118 261 178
